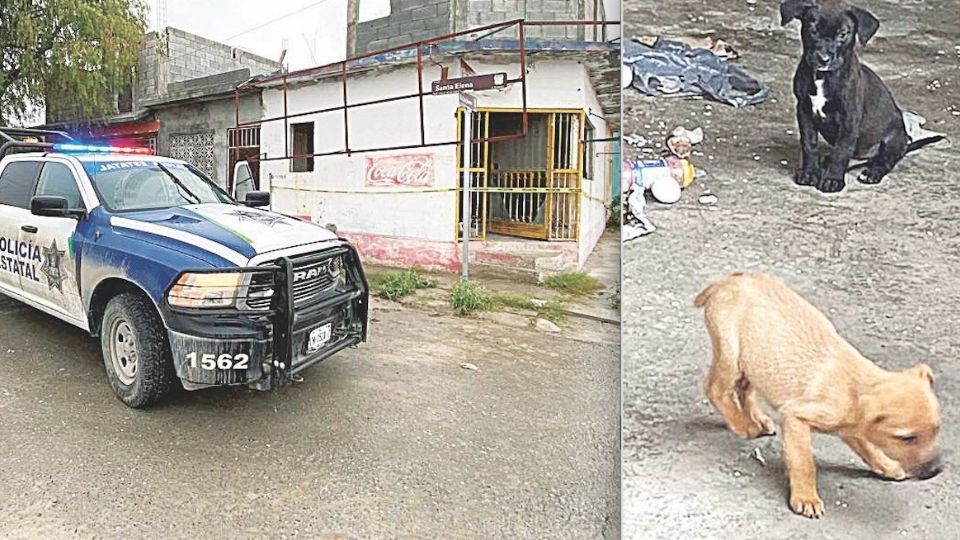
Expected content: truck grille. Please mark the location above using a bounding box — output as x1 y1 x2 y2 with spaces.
244 254 341 310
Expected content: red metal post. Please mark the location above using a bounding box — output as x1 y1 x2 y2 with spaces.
416 44 426 146
519 20 528 136
341 60 350 154
283 75 289 161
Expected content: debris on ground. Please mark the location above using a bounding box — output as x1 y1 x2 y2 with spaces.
903 111 947 143
634 35 740 60
698 192 718 205
751 447 766 466
535 318 562 333
666 126 704 159
459 362 479 371
623 37 768 108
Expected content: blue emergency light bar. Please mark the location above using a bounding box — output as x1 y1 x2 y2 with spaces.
53 143 153 155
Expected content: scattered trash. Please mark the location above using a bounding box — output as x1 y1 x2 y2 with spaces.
529 298 549 308
630 157 697 193
459 362 479 371
633 35 739 60
5 349 13 354
666 126 704 159
651 174 682 204
623 189 656 240
624 133 649 148
903 111 946 143
751 447 766 466
623 37 769 108
698 193 718 205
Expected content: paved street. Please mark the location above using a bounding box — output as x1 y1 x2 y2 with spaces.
622 0 959 538
0 283 618 538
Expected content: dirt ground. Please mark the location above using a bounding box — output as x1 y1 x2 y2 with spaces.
0 255 618 538
622 0 959 538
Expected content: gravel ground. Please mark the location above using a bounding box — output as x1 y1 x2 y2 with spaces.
622 0 959 538
0 286 618 538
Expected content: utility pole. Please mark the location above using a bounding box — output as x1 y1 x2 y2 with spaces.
346 0 359 58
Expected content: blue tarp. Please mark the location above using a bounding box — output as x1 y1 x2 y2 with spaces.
624 38 769 108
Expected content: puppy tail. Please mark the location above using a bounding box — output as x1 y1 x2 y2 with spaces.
906 135 947 153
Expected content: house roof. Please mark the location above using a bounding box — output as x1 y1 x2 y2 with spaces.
249 39 621 129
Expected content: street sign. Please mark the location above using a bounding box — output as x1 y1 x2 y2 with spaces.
432 72 508 95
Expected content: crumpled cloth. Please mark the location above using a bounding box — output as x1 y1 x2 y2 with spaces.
624 38 769 108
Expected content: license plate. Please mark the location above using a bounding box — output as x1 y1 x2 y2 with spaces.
306 323 332 353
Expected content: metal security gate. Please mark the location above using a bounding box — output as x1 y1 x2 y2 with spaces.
228 126 261 191
457 109 582 241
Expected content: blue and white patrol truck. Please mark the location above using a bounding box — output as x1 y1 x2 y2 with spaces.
0 128 368 407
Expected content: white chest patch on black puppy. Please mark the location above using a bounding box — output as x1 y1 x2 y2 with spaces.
811 79 827 119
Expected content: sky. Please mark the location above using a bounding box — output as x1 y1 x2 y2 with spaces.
149 0 621 71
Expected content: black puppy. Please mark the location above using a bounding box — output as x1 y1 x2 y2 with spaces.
781 0 941 193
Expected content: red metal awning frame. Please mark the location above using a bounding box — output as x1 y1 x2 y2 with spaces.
233 19 620 165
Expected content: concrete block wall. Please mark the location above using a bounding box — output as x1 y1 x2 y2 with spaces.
355 0 596 53
356 0 452 53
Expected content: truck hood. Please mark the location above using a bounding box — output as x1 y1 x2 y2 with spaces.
110 203 340 266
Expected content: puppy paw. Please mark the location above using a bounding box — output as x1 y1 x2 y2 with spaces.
753 416 778 437
816 176 845 193
857 167 886 185
872 463 908 481
790 493 825 519
795 169 820 186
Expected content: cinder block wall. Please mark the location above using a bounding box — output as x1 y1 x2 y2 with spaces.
354 0 596 54
355 0 453 52
136 27 281 110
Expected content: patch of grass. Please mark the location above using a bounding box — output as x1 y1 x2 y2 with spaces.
368 268 437 301
607 195 621 228
450 281 493 315
489 291 567 323
543 271 604 296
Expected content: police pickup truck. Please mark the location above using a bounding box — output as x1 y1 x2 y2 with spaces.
0 129 368 407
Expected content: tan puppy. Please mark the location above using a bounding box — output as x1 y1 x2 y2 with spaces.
695 272 942 519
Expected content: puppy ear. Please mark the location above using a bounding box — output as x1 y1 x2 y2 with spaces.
912 363 936 388
850 7 880 44
780 0 810 26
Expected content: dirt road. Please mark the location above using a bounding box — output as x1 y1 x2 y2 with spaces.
0 284 618 538
622 0 959 538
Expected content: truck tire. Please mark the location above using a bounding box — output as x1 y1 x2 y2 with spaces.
100 292 175 407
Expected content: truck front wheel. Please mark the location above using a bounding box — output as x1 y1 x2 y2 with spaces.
100 293 175 407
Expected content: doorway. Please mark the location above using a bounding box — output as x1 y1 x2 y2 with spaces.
457 109 583 241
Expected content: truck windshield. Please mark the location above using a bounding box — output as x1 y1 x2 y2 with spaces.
81 159 233 212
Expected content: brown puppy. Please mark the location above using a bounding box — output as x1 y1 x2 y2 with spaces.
695 272 942 518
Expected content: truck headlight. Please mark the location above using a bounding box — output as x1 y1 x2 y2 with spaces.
168 272 244 308
328 256 346 287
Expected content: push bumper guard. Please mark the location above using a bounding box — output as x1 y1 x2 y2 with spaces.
162 244 369 390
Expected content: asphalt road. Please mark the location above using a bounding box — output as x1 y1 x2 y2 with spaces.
0 293 619 538
622 0 959 538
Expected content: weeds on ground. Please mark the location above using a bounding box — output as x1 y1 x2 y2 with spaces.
367 268 438 301
607 195 621 228
489 291 566 323
543 271 604 296
450 281 493 314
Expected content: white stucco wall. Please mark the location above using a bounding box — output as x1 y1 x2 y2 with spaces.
258 56 611 262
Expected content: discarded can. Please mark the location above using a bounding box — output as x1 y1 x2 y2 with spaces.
629 157 696 190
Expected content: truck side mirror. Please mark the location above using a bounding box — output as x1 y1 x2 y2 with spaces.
31 195 69 217
243 191 270 208
232 160 256 201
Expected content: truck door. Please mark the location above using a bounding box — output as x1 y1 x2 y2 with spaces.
0 160 42 294
16 160 87 324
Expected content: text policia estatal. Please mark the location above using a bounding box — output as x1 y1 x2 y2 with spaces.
0 236 42 282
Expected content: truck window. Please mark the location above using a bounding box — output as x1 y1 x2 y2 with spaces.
36 162 85 210
0 161 42 209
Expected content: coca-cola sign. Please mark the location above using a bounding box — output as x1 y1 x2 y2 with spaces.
365 153 435 188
